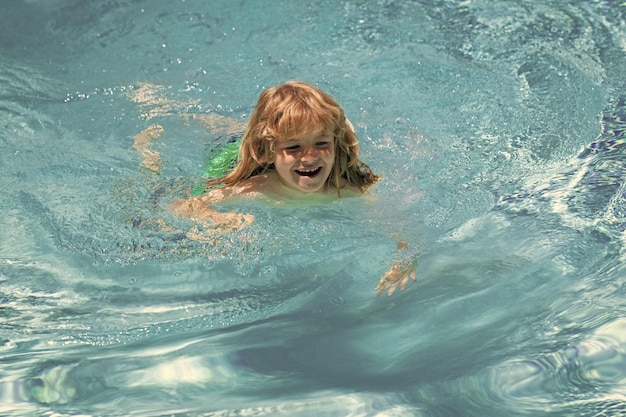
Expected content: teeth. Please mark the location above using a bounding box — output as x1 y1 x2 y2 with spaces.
295 167 321 176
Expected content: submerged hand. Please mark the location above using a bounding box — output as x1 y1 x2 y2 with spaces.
375 258 417 297
171 196 254 242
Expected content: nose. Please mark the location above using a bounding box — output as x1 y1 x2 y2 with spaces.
300 145 318 161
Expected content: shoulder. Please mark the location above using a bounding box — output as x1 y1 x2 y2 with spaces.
199 173 273 204
341 186 364 198
336 178 366 197
236 172 276 197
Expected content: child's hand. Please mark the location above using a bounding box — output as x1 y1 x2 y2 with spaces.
171 196 254 242
375 258 417 297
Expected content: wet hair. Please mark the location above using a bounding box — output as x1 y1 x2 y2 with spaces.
206 81 379 195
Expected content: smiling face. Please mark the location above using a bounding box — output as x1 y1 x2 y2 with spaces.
272 131 335 194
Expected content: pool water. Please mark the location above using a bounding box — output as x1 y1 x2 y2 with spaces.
2 0 626 416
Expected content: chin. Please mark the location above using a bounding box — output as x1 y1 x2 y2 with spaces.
295 185 323 194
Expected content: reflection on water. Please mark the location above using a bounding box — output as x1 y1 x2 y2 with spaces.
2 0 626 416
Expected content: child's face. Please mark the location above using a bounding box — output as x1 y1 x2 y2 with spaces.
272 131 335 194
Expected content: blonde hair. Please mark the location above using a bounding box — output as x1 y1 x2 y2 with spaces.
207 81 379 195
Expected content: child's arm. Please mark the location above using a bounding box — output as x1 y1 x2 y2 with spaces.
375 241 418 297
170 191 254 242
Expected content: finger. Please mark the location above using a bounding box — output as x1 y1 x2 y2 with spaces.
410 271 417 281
388 283 398 296
400 276 408 291
374 278 386 291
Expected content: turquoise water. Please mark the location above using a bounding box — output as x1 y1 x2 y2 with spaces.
2 0 626 415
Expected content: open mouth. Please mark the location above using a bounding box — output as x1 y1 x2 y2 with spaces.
295 167 322 177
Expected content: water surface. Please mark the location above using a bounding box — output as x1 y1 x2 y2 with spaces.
2 1 626 416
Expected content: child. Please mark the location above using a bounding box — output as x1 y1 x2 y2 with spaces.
172 81 416 296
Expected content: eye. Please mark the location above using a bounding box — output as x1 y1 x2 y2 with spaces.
284 144 300 151
315 141 331 148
